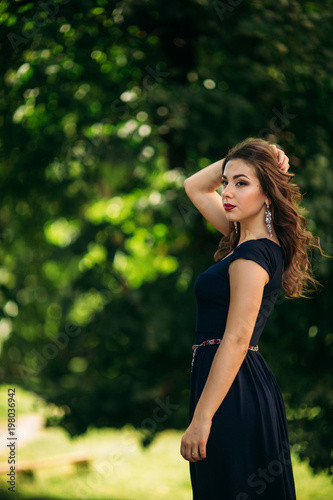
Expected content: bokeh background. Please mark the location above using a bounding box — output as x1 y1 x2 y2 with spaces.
0 0 332 498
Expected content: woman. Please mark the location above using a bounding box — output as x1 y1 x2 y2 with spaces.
180 137 322 499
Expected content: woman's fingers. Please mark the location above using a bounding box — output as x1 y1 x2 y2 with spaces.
184 447 202 462
198 443 207 460
190 450 199 462
180 438 191 461
280 154 290 172
274 146 284 166
271 145 290 173
180 440 188 460
271 145 283 165
271 144 278 156
180 439 203 462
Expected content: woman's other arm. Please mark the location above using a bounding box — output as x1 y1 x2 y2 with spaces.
180 258 269 462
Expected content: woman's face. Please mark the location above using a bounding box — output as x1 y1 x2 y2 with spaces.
221 159 267 223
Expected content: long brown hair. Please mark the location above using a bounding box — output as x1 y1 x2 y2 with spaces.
214 137 324 298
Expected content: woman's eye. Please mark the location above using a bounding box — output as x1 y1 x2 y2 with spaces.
221 180 248 187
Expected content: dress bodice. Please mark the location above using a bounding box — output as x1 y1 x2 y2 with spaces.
194 238 283 346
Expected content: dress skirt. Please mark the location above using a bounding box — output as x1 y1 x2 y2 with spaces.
190 345 297 500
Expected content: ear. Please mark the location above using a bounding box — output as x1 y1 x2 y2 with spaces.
264 198 271 206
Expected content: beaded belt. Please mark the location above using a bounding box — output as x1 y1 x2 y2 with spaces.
191 338 258 370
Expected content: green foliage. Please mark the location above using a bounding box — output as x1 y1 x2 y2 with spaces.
0 0 332 476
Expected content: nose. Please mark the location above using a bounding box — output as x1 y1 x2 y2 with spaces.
222 183 234 200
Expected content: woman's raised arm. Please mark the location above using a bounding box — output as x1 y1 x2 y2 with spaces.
184 158 230 235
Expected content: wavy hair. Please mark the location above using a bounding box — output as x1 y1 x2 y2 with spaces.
213 137 324 298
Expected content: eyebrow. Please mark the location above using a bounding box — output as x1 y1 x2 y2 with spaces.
221 174 250 180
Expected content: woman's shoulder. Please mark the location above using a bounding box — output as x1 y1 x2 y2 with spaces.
234 238 282 254
230 238 283 279
232 238 283 262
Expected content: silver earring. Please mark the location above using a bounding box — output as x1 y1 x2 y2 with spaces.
265 203 273 238
234 221 238 234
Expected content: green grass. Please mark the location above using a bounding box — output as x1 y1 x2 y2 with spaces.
0 385 332 499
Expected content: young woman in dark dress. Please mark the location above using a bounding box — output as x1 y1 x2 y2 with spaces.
180 138 322 499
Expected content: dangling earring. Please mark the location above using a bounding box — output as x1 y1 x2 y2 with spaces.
265 203 273 238
234 221 238 234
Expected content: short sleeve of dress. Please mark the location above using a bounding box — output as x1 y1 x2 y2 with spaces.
229 240 277 280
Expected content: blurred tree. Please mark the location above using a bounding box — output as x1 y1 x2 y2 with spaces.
0 0 332 474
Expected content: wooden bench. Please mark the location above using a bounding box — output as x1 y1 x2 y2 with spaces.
0 452 92 480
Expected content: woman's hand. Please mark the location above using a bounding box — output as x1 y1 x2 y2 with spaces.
270 144 290 173
180 416 212 462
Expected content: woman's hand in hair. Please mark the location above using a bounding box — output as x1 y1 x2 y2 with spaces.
270 144 290 173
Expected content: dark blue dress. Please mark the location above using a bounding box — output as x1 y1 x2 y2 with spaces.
190 238 296 500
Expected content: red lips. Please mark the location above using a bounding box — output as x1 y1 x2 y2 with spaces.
224 204 236 211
